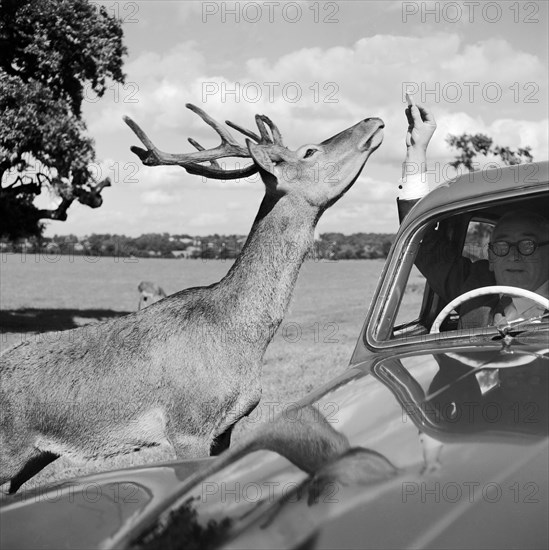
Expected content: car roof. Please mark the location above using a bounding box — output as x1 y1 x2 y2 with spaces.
400 161 549 229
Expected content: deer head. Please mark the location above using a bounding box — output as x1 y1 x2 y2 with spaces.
124 104 384 211
246 117 384 209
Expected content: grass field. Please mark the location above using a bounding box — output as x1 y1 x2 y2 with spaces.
0 253 398 489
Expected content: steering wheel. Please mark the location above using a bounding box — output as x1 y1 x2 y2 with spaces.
430 285 549 334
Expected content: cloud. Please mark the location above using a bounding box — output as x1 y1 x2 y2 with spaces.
441 38 542 82
428 111 548 161
489 118 548 157
140 190 174 205
92 32 546 149
186 212 228 229
73 28 547 237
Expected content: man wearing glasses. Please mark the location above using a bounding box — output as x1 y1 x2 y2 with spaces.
398 95 549 328
486 211 549 323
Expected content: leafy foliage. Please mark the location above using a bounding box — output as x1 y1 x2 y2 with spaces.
136 497 232 550
0 0 126 240
446 133 533 171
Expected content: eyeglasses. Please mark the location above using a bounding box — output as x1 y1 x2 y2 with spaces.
488 239 549 257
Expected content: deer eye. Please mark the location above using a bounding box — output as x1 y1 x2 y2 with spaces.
303 148 317 159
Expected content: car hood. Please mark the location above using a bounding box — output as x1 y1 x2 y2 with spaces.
1 338 548 550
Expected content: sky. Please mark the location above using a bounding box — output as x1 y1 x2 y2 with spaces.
43 0 549 238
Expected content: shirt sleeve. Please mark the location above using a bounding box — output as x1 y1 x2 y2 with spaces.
398 172 430 201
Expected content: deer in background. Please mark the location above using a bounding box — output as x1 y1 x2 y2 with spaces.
0 103 384 493
138 281 167 310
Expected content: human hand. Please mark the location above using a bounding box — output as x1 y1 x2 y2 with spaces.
405 93 437 152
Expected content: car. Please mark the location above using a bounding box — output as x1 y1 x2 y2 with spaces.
1 161 548 550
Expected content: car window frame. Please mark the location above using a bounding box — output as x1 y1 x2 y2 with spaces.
362 189 549 353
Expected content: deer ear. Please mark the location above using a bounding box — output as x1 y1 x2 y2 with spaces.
247 141 277 177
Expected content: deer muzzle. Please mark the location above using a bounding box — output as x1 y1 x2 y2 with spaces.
358 118 385 152
320 118 385 154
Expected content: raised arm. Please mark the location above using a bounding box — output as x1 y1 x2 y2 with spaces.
398 93 437 219
396 97 494 306
402 93 437 179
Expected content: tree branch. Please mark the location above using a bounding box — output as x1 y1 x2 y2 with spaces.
75 177 111 208
37 197 75 221
0 176 42 196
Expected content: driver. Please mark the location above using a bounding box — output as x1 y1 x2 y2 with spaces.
397 96 549 328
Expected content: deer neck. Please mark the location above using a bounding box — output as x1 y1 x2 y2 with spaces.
218 193 319 348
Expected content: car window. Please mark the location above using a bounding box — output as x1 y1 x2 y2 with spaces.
463 220 494 262
393 217 497 337
368 188 549 348
393 265 426 331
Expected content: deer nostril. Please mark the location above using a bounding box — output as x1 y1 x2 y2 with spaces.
363 117 384 127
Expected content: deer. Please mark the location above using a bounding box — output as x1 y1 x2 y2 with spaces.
0 103 384 494
138 281 167 310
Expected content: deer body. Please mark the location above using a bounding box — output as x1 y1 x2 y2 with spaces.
0 105 383 493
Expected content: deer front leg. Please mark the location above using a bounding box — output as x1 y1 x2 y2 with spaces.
210 397 261 456
0 436 60 495
7 451 60 494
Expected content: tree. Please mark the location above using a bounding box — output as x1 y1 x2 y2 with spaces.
446 133 533 171
0 0 127 240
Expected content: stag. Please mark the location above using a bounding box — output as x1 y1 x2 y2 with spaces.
0 104 383 493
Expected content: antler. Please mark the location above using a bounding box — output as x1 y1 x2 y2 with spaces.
124 104 285 180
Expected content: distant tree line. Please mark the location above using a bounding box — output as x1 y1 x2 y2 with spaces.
2 232 396 260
